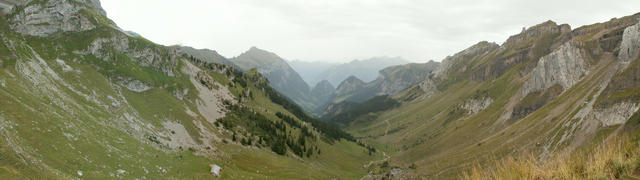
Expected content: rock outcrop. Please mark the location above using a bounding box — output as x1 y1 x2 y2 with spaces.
461 97 494 115
587 102 640 127
82 33 180 76
521 42 588 96
618 21 640 68
9 0 106 37
418 77 438 96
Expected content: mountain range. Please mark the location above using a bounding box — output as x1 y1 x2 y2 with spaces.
2 0 640 179
291 57 410 87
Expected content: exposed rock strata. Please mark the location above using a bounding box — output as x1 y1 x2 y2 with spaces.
618 21 640 68
9 0 104 37
521 42 588 96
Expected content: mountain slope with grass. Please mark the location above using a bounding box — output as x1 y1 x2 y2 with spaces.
230 47 321 112
0 1 380 179
346 14 640 179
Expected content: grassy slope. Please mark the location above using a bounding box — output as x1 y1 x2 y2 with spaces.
346 15 640 178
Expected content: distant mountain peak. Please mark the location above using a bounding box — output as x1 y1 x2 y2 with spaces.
244 46 274 55
315 80 335 89
343 76 364 84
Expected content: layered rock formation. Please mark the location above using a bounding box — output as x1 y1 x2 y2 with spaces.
9 0 105 37
521 42 589 96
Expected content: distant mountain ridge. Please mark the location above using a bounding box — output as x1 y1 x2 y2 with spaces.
290 57 410 87
230 47 317 110
320 61 440 117
288 60 337 87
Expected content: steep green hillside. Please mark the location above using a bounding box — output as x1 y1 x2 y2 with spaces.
347 14 640 179
0 1 380 179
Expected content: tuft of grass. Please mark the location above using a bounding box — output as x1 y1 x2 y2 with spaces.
462 136 640 179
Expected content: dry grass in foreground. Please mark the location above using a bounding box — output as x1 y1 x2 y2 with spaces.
462 137 640 180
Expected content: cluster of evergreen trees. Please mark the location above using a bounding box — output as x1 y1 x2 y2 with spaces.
217 105 320 157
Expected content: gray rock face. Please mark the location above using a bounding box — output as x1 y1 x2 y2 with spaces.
521 42 588 96
461 97 494 115
83 33 179 76
619 21 640 68
9 0 105 37
589 102 639 127
418 77 437 96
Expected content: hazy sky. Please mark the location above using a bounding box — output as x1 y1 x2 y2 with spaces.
101 0 640 63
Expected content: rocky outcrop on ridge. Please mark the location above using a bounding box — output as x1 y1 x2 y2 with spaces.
9 0 106 37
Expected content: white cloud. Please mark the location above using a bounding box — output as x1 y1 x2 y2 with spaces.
100 0 640 63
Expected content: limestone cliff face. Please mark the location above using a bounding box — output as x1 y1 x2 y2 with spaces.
521 42 589 96
619 21 640 68
9 0 107 37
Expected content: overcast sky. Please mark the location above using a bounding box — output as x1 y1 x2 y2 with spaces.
100 0 640 63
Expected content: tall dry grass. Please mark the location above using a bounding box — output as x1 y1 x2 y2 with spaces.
462 137 640 179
